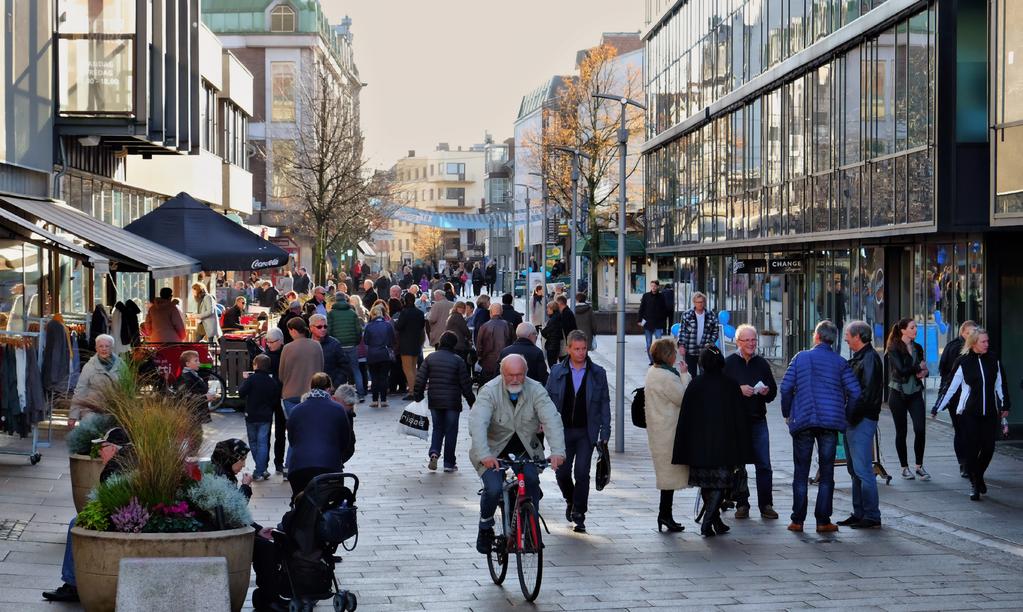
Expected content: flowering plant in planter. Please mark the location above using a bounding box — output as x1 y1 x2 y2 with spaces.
74 380 249 534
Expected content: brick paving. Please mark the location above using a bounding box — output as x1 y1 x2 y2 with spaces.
0 334 1022 611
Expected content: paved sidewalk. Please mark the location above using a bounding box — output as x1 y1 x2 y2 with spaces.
0 333 1021 611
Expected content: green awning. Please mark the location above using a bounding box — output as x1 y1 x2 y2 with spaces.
574 232 645 257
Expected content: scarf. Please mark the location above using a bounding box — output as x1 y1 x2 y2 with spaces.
656 363 681 377
306 388 332 401
99 355 118 372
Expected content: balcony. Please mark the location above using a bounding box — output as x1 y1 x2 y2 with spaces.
55 0 202 156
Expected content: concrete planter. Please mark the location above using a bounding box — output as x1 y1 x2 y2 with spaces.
69 454 105 512
71 525 254 612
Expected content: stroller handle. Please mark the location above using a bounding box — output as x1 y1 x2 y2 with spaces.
307 472 359 497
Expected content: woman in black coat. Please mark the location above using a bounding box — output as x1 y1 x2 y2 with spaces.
394 293 426 400
540 301 564 367
672 346 748 537
413 332 475 471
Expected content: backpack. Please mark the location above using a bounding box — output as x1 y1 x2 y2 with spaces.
631 387 646 428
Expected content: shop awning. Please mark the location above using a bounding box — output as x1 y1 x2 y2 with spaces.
0 206 110 274
574 232 646 257
0 196 200 279
124 192 290 272
357 240 376 256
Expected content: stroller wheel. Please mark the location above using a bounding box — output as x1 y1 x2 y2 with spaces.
334 591 357 611
288 600 312 612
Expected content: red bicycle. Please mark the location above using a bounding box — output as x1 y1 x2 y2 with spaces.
485 455 549 602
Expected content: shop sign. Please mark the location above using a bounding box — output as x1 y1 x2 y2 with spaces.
769 257 803 274
732 258 767 274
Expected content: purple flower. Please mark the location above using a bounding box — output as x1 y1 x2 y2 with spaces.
111 497 150 533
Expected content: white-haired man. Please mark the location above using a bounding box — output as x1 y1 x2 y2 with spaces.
470 354 566 554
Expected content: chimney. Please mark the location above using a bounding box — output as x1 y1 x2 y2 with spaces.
437 143 450 151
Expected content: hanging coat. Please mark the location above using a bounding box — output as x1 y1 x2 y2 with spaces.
42 319 72 393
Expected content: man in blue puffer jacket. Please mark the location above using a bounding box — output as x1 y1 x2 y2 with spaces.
779 320 861 534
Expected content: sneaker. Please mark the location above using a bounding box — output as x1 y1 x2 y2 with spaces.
816 523 839 533
734 505 750 519
262 472 271 481
837 515 861 527
369 401 379 408
381 402 389 408
358 396 366 403
282 468 288 481
476 527 495 554
787 522 803 532
850 519 882 529
573 514 587 533
443 465 458 473
901 467 915 480
915 467 932 481
960 466 970 479
760 506 779 520
42 584 79 602
428 454 438 471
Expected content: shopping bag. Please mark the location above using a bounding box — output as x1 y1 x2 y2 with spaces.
397 399 430 440
595 441 611 491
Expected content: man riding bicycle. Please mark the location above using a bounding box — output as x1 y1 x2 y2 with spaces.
470 354 566 554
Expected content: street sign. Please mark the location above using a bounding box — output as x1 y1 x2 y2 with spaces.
545 218 559 242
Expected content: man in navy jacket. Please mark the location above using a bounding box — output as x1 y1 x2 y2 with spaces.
779 320 860 534
545 330 611 533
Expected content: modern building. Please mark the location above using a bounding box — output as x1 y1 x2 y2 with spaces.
641 0 1017 421
482 136 515 295
387 144 486 270
202 0 363 268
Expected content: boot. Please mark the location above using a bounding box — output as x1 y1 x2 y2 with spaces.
701 489 724 537
657 490 684 533
969 475 981 501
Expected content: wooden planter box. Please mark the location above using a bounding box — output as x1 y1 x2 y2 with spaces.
71 525 254 612
69 454 105 512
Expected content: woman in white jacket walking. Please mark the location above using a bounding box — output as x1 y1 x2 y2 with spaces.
644 337 691 533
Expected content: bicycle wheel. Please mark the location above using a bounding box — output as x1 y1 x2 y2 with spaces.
487 505 508 585
515 503 543 602
204 371 227 410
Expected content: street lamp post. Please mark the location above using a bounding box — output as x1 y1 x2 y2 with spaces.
528 171 549 322
553 146 591 309
593 92 646 454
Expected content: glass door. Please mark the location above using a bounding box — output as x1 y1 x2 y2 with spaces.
782 273 806 363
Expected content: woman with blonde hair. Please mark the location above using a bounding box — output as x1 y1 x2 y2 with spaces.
363 303 396 407
934 327 1010 500
644 337 691 533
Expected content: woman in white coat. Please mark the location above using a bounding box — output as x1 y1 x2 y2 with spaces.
192 282 221 342
644 337 691 533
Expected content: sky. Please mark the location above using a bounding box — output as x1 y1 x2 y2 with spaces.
322 1 645 170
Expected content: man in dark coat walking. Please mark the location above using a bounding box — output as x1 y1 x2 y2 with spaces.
414 332 476 472
500 293 523 329
839 320 884 529
500 322 549 385
638 280 670 364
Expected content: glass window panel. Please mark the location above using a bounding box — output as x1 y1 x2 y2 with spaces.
908 150 934 222
747 0 764 77
59 0 135 34
812 174 830 232
997 0 1023 124
895 155 907 224
788 179 804 234
967 240 983 324
748 189 762 239
874 27 896 157
842 0 860 26
789 78 807 177
58 39 134 113
790 0 806 56
906 12 930 148
843 48 862 164
768 0 786 67
270 62 296 122
813 64 833 172
839 167 858 230
871 158 894 226
895 23 908 152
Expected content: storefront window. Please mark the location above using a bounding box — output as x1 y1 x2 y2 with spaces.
0 242 41 330
57 0 135 115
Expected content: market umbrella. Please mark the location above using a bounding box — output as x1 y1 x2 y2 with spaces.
124 192 289 272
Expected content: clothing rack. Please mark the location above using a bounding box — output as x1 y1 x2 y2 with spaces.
0 330 44 464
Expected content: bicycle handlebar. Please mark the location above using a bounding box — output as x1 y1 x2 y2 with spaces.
496 455 550 470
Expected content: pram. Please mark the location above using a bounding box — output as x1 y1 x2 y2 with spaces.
269 473 360 612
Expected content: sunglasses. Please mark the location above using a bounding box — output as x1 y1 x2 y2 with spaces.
312 324 327 329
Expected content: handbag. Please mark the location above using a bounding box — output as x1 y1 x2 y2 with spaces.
595 441 610 491
631 387 646 428
397 399 430 440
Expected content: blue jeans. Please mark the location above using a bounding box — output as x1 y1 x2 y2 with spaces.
480 463 542 529
791 428 838 525
246 421 271 476
845 419 881 522
282 398 301 470
429 409 460 469
341 346 366 397
735 418 773 509
643 328 664 362
61 517 76 586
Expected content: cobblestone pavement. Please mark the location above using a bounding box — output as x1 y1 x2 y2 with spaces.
1 334 1022 611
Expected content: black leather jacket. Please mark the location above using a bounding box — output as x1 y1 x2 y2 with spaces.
848 344 883 424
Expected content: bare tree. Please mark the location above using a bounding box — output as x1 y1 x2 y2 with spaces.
522 44 644 309
273 63 396 282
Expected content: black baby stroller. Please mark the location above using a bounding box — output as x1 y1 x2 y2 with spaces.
270 472 360 612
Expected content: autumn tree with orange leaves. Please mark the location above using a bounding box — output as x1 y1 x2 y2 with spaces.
521 43 644 309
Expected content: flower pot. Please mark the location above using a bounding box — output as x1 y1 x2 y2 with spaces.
69 454 105 512
71 525 254 612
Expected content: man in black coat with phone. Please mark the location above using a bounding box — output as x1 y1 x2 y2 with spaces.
500 322 549 385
